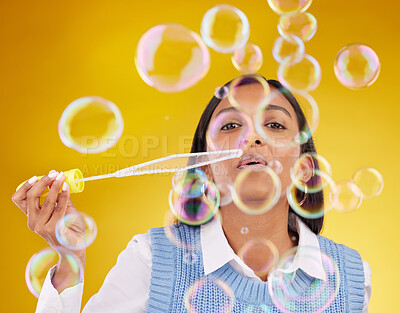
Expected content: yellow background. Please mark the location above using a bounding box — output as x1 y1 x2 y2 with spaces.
1 0 399 311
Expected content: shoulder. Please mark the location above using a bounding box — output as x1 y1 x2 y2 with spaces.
317 235 372 278
124 232 152 265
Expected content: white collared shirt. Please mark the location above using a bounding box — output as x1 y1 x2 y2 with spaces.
36 217 372 313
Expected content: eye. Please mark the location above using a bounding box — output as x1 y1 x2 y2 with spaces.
221 122 241 130
266 122 286 130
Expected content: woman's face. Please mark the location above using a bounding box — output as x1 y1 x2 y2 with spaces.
205 83 309 206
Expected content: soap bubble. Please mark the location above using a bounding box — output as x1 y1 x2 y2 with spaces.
267 0 313 15
206 108 254 151
201 4 250 54
232 42 263 74
241 227 249 235
269 160 283 174
278 12 317 42
135 23 210 92
233 167 281 215
272 35 305 65
287 170 338 219
291 153 332 188
169 180 220 226
278 54 321 91
334 43 380 89
351 167 384 199
238 238 279 276
55 212 97 250
216 182 234 206
163 210 201 250
334 180 363 213
268 246 340 313
58 96 124 154
172 168 208 198
228 74 271 111
215 86 229 99
25 247 83 298
255 89 319 148
185 277 235 313
184 252 197 265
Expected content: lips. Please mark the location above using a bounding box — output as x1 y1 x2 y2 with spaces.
237 155 267 169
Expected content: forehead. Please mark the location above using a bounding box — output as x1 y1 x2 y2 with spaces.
212 84 295 117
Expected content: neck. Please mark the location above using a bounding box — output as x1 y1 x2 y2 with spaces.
219 199 297 281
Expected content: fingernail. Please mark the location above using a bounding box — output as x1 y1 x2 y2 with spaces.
56 171 64 181
49 170 56 175
62 182 68 191
49 171 58 178
28 176 37 184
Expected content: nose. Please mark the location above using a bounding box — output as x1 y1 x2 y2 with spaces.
242 135 264 147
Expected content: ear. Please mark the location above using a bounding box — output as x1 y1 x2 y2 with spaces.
297 153 315 183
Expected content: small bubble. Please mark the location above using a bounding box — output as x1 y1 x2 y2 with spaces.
241 227 249 235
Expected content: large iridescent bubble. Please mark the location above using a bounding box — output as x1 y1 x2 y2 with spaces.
334 43 380 89
135 23 210 92
278 54 321 91
25 247 83 298
169 179 220 226
233 167 281 215
55 212 97 251
58 96 124 154
201 4 250 54
268 246 340 313
273 35 305 65
278 12 317 42
185 277 235 312
232 42 263 74
267 0 313 15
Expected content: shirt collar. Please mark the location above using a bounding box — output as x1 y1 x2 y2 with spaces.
200 215 326 281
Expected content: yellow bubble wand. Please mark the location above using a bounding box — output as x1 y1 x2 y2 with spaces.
17 149 243 199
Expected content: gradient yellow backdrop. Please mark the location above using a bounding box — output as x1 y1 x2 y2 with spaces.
2 0 399 311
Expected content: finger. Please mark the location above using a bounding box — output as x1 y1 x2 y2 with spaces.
39 172 66 226
12 176 38 213
52 182 70 222
27 170 59 203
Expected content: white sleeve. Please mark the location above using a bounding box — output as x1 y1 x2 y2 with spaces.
35 233 152 313
362 260 372 313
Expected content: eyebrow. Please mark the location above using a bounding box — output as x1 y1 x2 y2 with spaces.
215 105 292 119
266 104 292 119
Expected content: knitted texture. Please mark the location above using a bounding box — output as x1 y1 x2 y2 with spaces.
147 223 365 312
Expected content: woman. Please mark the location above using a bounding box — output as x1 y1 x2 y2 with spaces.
12 75 372 312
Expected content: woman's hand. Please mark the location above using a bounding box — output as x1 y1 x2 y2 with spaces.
12 170 86 292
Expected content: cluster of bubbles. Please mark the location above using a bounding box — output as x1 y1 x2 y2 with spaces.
56 1 381 153
25 212 97 297
334 167 384 213
38 1 383 310
163 68 383 309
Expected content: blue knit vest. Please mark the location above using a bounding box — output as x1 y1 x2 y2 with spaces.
146 223 365 312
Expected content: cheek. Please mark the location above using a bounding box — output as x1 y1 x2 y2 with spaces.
272 148 299 187
209 160 238 184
